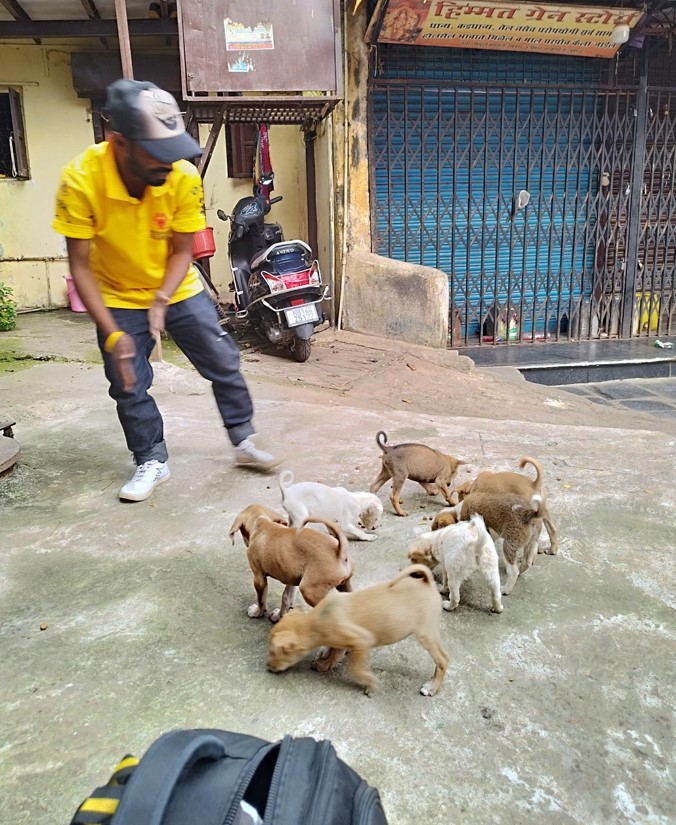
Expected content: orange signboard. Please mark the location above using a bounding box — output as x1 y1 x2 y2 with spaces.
373 0 643 58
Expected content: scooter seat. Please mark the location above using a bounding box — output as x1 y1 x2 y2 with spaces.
250 240 313 272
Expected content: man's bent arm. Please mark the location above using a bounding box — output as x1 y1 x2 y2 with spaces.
156 231 195 299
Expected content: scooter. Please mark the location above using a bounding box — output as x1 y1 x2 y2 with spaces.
212 190 329 362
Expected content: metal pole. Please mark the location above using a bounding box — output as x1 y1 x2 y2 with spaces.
114 0 134 79
621 46 648 339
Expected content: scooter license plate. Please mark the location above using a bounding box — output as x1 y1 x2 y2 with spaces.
284 304 319 327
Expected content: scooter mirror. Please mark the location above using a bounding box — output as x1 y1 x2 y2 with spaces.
217 209 229 222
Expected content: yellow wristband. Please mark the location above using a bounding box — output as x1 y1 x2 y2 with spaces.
104 330 125 353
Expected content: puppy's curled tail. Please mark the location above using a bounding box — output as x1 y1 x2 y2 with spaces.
376 430 390 453
301 517 348 558
519 456 544 490
278 469 294 500
469 512 489 542
530 493 543 519
388 564 435 588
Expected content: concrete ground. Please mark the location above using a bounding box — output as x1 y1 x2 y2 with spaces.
1 311 674 825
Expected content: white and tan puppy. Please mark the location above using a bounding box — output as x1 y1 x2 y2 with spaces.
408 514 503 614
279 470 383 541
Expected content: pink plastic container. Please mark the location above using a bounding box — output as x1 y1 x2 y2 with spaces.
64 274 87 313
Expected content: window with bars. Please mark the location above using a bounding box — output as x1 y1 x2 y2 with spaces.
0 88 30 180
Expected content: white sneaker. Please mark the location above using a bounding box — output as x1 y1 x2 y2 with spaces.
119 460 170 501
234 438 281 471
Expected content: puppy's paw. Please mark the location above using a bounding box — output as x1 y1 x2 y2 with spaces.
312 657 334 672
363 682 378 697
491 601 504 614
501 584 514 596
545 546 559 555
247 604 265 618
363 533 378 541
420 682 437 697
395 510 409 518
442 599 457 611
269 608 282 623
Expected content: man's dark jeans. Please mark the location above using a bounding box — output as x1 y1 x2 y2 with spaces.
97 291 254 464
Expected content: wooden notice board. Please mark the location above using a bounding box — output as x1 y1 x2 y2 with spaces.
178 0 342 98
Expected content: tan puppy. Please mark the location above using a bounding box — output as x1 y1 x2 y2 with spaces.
456 457 558 554
267 565 448 697
443 491 545 595
370 430 465 517
229 504 353 623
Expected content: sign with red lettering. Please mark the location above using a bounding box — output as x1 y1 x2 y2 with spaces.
368 0 643 57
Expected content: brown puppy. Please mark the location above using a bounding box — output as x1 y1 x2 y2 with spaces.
370 430 465 517
267 564 448 697
456 457 558 554
447 491 544 595
228 503 288 546
229 504 353 623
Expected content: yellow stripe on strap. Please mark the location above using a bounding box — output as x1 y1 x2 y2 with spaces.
79 797 119 815
113 756 139 774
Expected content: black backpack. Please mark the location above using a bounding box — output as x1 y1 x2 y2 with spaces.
70 728 388 824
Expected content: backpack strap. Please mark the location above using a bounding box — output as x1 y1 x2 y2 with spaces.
111 730 227 825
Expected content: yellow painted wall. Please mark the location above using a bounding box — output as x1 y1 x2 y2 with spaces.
200 123 308 298
0 44 315 310
0 46 92 308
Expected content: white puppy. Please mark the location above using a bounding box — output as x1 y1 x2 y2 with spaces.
279 470 383 541
407 514 503 613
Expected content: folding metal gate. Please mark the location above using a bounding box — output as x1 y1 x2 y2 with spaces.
369 43 676 346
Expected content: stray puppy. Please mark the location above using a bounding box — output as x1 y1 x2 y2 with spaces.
279 470 382 541
229 504 353 622
267 565 448 697
445 491 544 595
370 430 465 517
407 514 503 613
462 456 558 554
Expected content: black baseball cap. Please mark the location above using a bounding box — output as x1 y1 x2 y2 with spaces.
104 79 202 164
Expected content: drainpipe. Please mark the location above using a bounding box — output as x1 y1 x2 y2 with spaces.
304 128 318 262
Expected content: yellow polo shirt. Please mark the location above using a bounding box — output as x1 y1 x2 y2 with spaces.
52 142 207 308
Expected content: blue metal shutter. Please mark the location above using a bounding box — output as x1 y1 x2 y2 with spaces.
370 47 604 341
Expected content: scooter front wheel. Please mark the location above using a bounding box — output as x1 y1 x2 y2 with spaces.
291 336 312 363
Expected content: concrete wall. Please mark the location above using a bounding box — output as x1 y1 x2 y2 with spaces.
334 9 451 351
0 44 311 310
342 249 449 349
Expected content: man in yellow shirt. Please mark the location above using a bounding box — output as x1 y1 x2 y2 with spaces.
53 79 279 502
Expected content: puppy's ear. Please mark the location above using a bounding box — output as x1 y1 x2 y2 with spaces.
228 516 243 544
271 630 298 655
